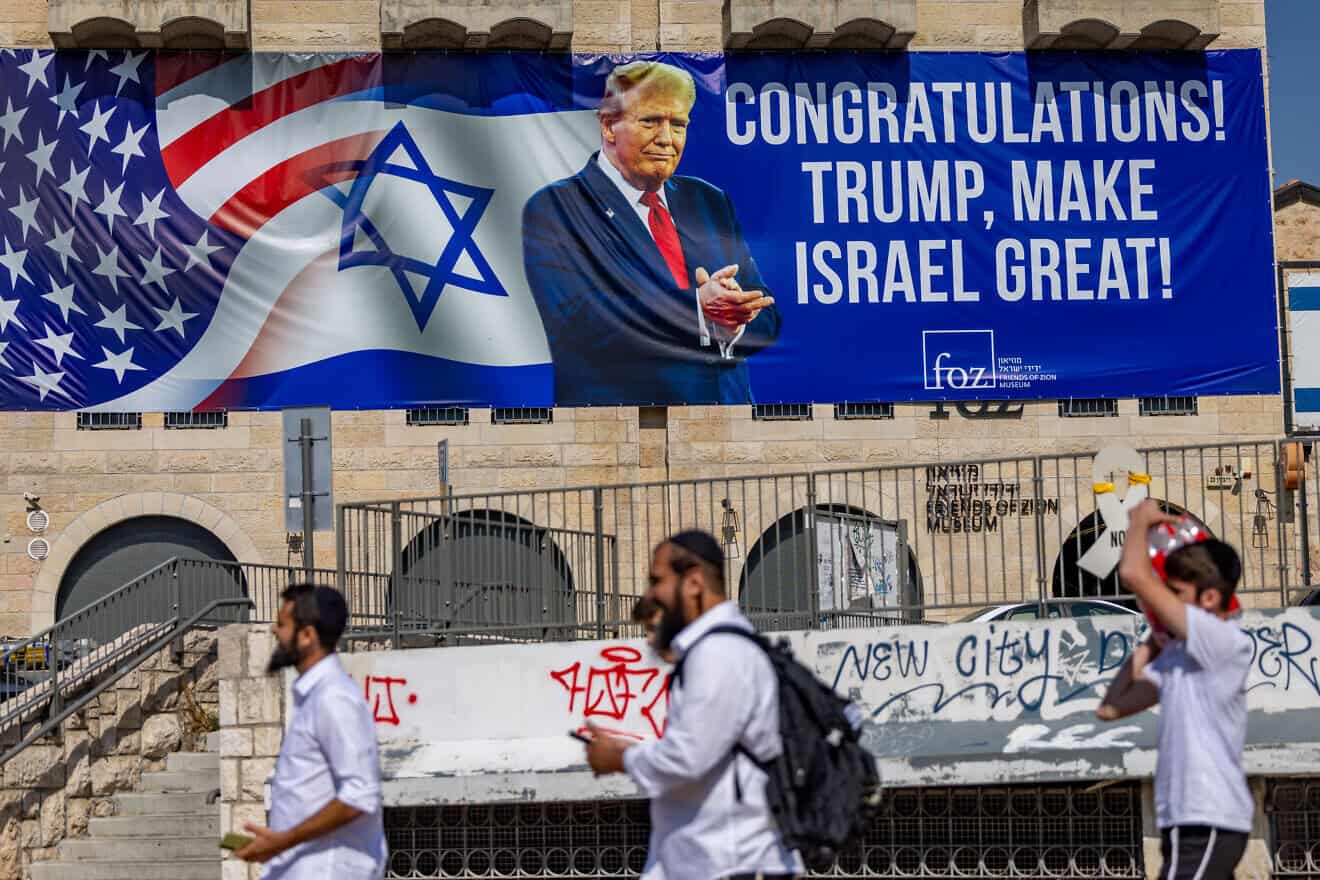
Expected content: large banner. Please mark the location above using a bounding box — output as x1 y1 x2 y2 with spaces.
0 50 1278 410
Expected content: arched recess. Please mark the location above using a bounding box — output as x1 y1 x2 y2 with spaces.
68 16 139 48
737 16 814 49
739 504 923 626
1127 19 1204 50
394 509 578 631
57 516 246 644
33 493 261 632
1052 18 1120 49
488 17 555 49
1050 498 1191 607
399 17 468 49
161 16 227 49
825 17 902 49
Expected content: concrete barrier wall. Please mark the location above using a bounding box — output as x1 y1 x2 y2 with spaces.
330 608 1320 805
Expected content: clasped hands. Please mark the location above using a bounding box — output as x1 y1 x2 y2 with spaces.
696 264 774 331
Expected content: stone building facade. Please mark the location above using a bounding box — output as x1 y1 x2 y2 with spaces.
0 0 1290 637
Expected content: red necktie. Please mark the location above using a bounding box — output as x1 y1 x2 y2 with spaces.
641 191 689 289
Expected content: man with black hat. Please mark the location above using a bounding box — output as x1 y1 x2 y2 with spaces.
583 531 802 880
234 584 386 879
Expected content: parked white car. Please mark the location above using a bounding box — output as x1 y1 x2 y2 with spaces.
957 599 1138 623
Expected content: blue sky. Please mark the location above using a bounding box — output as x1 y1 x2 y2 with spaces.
1268 0 1320 187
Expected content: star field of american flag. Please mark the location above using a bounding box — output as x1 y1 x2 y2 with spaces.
0 49 237 409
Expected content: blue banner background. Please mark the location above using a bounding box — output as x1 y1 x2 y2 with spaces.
647 50 1278 403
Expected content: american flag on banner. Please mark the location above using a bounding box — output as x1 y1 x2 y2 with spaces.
0 50 594 411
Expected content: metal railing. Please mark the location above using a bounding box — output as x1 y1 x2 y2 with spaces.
340 439 1311 641
0 590 254 767
0 557 347 765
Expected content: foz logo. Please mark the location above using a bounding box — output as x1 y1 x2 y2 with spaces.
922 330 996 391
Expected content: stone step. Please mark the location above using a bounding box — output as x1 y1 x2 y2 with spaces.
139 770 218 793
58 836 219 861
112 791 216 816
165 751 220 774
87 814 220 838
30 859 220 880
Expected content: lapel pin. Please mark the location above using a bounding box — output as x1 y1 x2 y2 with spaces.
605 208 615 219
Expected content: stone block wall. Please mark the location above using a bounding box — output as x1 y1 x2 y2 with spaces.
0 0 1271 56
0 631 218 880
217 624 285 880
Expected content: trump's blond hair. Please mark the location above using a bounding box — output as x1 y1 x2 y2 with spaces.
598 61 696 123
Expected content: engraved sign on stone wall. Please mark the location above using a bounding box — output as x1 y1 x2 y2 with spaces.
924 464 1059 533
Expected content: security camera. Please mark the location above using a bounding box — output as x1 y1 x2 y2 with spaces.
22 492 39 504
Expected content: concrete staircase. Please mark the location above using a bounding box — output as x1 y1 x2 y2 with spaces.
31 750 221 880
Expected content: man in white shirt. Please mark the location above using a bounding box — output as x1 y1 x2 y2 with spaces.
1098 501 1253 880
584 531 802 880
235 585 387 879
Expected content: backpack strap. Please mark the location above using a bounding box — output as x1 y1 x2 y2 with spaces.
665 624 769 804
667 624 764 689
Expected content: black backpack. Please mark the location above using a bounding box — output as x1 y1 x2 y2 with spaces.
670 625 882 871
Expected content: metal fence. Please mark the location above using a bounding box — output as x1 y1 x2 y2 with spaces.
382 782 1146 879
1267 777 1320 880
339 440 1311 640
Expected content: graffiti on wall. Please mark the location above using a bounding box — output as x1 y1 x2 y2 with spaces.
827 613 1320 727
365 674 419 727
550 646 669 739
339 609 1320 785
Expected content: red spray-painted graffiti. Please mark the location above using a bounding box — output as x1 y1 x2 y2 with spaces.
551 646 669 739
364 675 417 726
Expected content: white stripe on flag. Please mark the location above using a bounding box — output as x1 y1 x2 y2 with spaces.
155 53 356 148
174 91 385 220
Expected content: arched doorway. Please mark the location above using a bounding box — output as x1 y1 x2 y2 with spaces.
1050 499 1191 608
396 509 578 632
739 505 923 626
57 515 244 643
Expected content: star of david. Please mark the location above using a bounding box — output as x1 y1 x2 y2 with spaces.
331 122 506 332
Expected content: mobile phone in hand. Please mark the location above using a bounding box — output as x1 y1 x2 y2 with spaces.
568 729 592 744
220 832 254 851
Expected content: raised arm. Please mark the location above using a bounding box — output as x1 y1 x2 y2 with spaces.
1117 500 1188 640
1097 636 1163 721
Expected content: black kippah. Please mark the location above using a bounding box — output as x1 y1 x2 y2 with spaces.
668 529 724 569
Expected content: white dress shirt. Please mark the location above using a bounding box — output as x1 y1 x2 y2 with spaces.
623 601 802 880
595 152 745 358
263 654 387 880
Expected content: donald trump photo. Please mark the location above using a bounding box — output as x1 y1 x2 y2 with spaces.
522 60 781 406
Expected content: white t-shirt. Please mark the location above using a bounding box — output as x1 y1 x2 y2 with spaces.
1144 607 1254 832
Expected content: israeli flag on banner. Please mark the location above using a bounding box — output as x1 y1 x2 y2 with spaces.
0 51 595 411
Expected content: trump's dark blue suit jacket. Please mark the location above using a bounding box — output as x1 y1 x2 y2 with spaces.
522 155 781 406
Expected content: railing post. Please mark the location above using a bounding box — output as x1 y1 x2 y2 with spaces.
335 504 347 593
1031 457 1049 609
299 417 316 580
393 611 401 651
1299 440 1313 593
48 622 61 718
593 488 606 640
171 560 184 662
389 502 403 634
805 474 820 625
1276 440 1290 607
